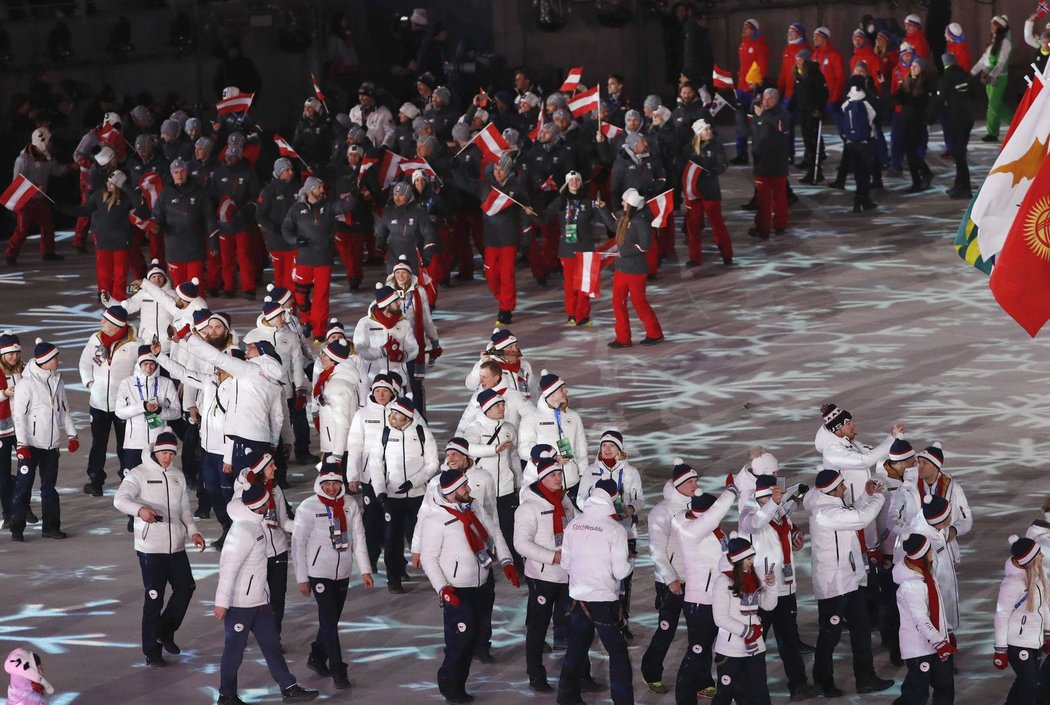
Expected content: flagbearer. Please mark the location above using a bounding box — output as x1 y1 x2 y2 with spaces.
682 120 733 267
5 127 70 265
607 189 663 348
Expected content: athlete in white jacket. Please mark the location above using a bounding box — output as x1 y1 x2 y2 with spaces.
893 533 957 705
10 341 77 541
353 286 419 388
993 537 1050 702
819 405 903 505
292 468 373 690
894 443 973 566
517 371 587 499
114 345 181 469
312 339 360 467
108 260 173 353
213 482 317 704
455 359 529 435
463 328 534 399
113 433 205 665
558 482 634 705
894 495 961 633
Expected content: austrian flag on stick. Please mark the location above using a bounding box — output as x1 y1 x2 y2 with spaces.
377 151 405 189
560 67 584 93
712 65 734 89
216 92 254 116
568 86 600 118
474 123 509 163
600 123 623 140
273 134 300 160
647 190 674 228
481 188 516 216
1 175 40 213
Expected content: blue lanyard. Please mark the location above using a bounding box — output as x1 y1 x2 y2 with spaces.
135 376 158 401
553 407 564 436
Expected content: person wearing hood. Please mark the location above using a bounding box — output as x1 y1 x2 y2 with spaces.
557 478 633 705
840 85 879 213
738 475 818 700
375 180 438 276
803 469 892 696
669 478 738 700
114 345 181 472
354 283 419 389
420 468 518 702
312 339 360 476
682 119 733 266
735 19 770 162
993 536 1049 704
929 53 978 199
292 464 373 690
514 459 577 692
894 534 957 705
4 647 55 705
4 127 70 265
0 333 27 529
243 299 308 447
110 261 174 353
607 188 664 346
214 482 319 704
256 159 299 291
153 158 217 287
113 432 205 666
10 340 77 542
79 306 140 496
387 255 440 413
641 460 699 694
517 371 588 505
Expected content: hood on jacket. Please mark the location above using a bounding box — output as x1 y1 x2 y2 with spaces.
313 474 346 500
891 560 928 586
250 354 285 381
662 479 691 506
227 496 266 524
582 491 616 515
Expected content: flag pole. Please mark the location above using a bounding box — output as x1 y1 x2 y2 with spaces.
811 118 823 183
454 129 481 158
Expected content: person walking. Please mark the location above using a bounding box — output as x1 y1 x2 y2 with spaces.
606 189 663 348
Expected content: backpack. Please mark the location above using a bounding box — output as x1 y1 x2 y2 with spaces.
842 99 873 142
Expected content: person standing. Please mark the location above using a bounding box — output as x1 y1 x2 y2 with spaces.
789 49 829 182
420 468 519 704
894 534 957 705
517 371 588 504
210 143 260 299
544 171 609 326
292 465 373 690
0 332 25 529
463 329 535 399
114 345 181 471
748 90 790 240
778 22 810 163
455 359 529 436
929 53 977 199
811 28 846 127
255 159 299 291
386 256 441 413
313 339 360 473
682 120 733 266
113 432 205 666
9 340 77 542
214 482 318 704
897 59 935 193
353 284 419 388
606 188 664 348
153 159 216 286
840 85 879 213
61 170 138 301
557 479 634 705
973 16 1013 142
993 536 1049 705
4 127 69 266
79 306 140 496
734 19 770 163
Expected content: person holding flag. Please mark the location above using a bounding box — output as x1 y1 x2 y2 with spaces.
210 143 261 300
331 145 381 291
524 122 569 288
749 89 790 240
4 128 70 266
256 159 299 292
153 159 216 286
349 82 395 149
292 98 333 173
607 188 663 348
682 120 733 267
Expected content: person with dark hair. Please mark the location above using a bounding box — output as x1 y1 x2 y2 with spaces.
896 59 934 193
682 12 714 89
929 53 977 199
748 89 789 240
789 49 828 182
606 74 629 127
972 15 1012 142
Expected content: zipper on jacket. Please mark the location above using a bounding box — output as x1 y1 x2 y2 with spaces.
453 561 459 578
164 473 172 554
246 575 254 595
312 546 322 566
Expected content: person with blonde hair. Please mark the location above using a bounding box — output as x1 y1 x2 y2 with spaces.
992 536 1050 705
682 120 732 267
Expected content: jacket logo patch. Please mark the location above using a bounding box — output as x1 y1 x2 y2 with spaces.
234 623 244 632
148 589 159 599
315 583 325 593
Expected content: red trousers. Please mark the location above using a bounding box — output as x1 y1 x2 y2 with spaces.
450 212 483 275
559 255 592 321
293 261 331 336
95 249 128 300
168 260 205 286
334 229 365 282
754 175 788 235
75 171 91 249
483 245 517 312
527 220 560 280
269 250 296 291
656 221 676 258
612 271 662 344
428 224 453 285
128 225 148 278
5 199 55 257
219 231 256 294
685 200 733 263
205 248 222 292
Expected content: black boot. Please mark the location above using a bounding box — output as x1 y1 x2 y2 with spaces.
332 663 351 690
306 642 330 677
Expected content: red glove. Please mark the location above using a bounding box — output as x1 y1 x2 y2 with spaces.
993 649 1008 670
744 624 763 644
176 324 191 341
948 632 957 648
427 346 443 364
294 389 308 412
1043 633 1050 654
384 337 405 363
68 437 80 453
439 586 460 606
16 446 31 461
503 564 520 588
725 472 735 488
935 641 957 660
313 414 320 432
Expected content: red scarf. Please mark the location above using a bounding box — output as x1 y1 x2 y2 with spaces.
409 287 426 364
318 492 348 533
313 366 336 399
918 473 951 501
770 517 793 565
499 359 521 374
442 505 491 554
100 326 128 360
600 457 617 468
536 484 567 537
723 569 761 595
907 558 941 631
249 471 277 512
372 306 400 329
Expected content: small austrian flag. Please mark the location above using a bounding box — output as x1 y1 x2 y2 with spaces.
568 85 600 118
712 65 734 89
0 174 40 213
682 162 703 202
129 212 154 230
600 123 623 140
399 159 437 178
481 188 516 216
216 93 254 116
560 67 584 93
474 123 509 163
273 134 300 160
576 250 601 299
139 173 164 210
218 196 237 223
647 189 674 228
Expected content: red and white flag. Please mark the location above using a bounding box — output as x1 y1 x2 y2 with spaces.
599 123 623 140
568 85 600 118
560 67 584 93
218 196 237 223
481 188 516 216
576 251 601 298
682 162 703 202
399 158 437 179
377 151 405 189
139 173 164 210
528 112 544 142
310 73 326 103
273 134 301 160
473 122 509 163
709 93 730 116
647 189 674 228
0 175 40 213
539 175 558 192
216 93 254 116
712 65 734 89
359 156 378 176
129 212 154 231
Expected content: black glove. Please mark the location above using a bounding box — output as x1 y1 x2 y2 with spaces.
793 483 810 500
396 481 413 494
377 492 388 507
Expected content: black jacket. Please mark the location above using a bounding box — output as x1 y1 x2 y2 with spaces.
614 209 653 275
543 190 612 257
751 105 790 177
153 180 216 262
209 160 260 234
281 196 352 266
256 178 299 252
686 140 728 201
374 200 438 268
788 62 829 115
292 115 334 171
68 186 141 251
452 163 530 248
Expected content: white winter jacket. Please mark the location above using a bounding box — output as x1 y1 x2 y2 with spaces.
649 480 692 585
893 514 960 631
420 497 512 591
739 496 803 597
137 279 206 368
346 397 390 485
242 317 307 398
120 283 175 353
894 561 950 659
821 433 895 505
316 362 360 457
517 402 587 489
292 476 370 583
215 509 271 609
579 458 645 539
673 490 735 604
892 469 972 565
461 415 519 497
465 356 534 399
712 563 778 658
114 369 181 450
515 483 576 583
232 471 294 557
79 328 140 412
367 415 439 498
154 347 232 456
455 382 529 436
804 489 884 600
994 558 1050 650
562 493 632 602
114 453 200 554
352 311 418 388
12 360 76 450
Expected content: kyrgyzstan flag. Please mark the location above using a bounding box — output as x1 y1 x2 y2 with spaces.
139 173 164 210
989 152 1050 336
647 189 674 228
576 250 601 298
216 92 254 116
474 122 509 163
559 67 584 93
682 162 703 202
481 187 516 216
0 174 40 213
600 123 623 140
712 65 734 89
273 134 301 160
568 85 600 118
377 151 405 189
